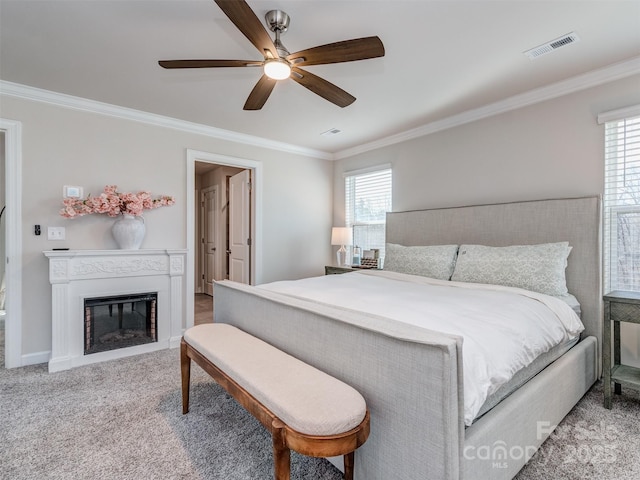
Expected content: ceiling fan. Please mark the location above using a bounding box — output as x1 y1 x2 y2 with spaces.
158 0 385 110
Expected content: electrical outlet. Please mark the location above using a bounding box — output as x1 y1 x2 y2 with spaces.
48 226 66 240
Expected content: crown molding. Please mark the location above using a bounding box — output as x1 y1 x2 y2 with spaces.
3 55 639 162
0 80 333 161
334 55 640 160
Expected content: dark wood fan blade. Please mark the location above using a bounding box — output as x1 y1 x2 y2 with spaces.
290 67 355 108
286 36 384 67
215 0 278 59
159 60 262 69
244 75 277 110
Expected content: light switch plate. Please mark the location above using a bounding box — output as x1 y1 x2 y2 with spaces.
63 185 83 198
48 226 66 240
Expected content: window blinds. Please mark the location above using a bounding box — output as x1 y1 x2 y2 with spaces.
603 114 640 292
345 167 392 260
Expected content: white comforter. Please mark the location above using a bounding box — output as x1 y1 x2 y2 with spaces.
258 270 584 425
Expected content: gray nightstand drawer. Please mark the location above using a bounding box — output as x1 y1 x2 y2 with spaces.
610 302 640 324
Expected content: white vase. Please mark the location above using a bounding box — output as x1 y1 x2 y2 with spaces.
112 214 145 249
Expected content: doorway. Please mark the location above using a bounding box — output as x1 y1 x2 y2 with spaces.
196 165 250 292
0 131 5 367
186 149 262 329
0 118 22 369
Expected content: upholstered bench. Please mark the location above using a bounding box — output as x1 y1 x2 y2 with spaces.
181 323 370 480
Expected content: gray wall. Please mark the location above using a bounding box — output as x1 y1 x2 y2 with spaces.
334 73 640 366
334 75 640 216
0 95 332 360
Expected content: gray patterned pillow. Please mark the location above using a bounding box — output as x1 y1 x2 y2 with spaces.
450 242 572 295
383 244 459 280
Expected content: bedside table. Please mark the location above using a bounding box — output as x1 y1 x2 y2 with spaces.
325 265 356 275
603 290 640 409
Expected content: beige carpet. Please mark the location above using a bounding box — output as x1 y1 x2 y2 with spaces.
0 344 342 479
515 380 640 480
1 324 638 479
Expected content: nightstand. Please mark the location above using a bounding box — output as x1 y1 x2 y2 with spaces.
324 265 356 275
603 290 640 409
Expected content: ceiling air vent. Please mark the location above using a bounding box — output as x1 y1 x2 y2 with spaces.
524 32 580 59
321 128 342 137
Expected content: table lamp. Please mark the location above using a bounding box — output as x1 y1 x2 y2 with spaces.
331 227 353 267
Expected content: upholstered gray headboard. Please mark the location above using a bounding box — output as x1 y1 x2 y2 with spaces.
386 196 602 350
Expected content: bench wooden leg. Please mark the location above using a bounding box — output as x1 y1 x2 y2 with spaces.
180 339 191 415
343 451 355 480
272 419 291 480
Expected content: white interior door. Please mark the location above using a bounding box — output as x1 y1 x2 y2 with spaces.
201 186 218 295
229 170 251 284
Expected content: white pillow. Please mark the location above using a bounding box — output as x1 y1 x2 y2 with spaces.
450 242 571 295
383 244 459 280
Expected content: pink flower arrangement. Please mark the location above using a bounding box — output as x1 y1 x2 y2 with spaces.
60 185 175 218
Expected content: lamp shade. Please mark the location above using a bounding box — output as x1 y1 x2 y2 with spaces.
331 227 353 246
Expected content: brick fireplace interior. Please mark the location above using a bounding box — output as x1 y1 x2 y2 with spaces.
84 292 158 355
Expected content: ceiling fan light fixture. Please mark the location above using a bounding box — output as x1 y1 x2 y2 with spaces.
158 1 385 110
264 59 291 80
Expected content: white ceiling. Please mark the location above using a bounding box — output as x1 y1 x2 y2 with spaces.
1 0 639 157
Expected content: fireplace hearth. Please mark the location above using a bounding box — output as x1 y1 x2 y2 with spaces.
84 292 158 355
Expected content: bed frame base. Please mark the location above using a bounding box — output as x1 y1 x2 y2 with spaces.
464 336 596 479
213 196 601 480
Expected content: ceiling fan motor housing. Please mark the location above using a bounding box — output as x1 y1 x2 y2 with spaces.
265 10 290 58
265 10 290 34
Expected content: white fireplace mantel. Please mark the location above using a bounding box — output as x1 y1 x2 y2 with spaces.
44 249 187 372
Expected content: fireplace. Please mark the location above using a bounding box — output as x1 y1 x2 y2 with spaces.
84 292 158 355
44 249 187 372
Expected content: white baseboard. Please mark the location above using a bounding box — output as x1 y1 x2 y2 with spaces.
19 340 182 370
21 350 51 367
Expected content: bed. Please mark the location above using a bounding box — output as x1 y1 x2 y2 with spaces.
213 196 601 480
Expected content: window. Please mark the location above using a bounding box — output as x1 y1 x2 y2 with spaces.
344 165 392 263
602 109 640 292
